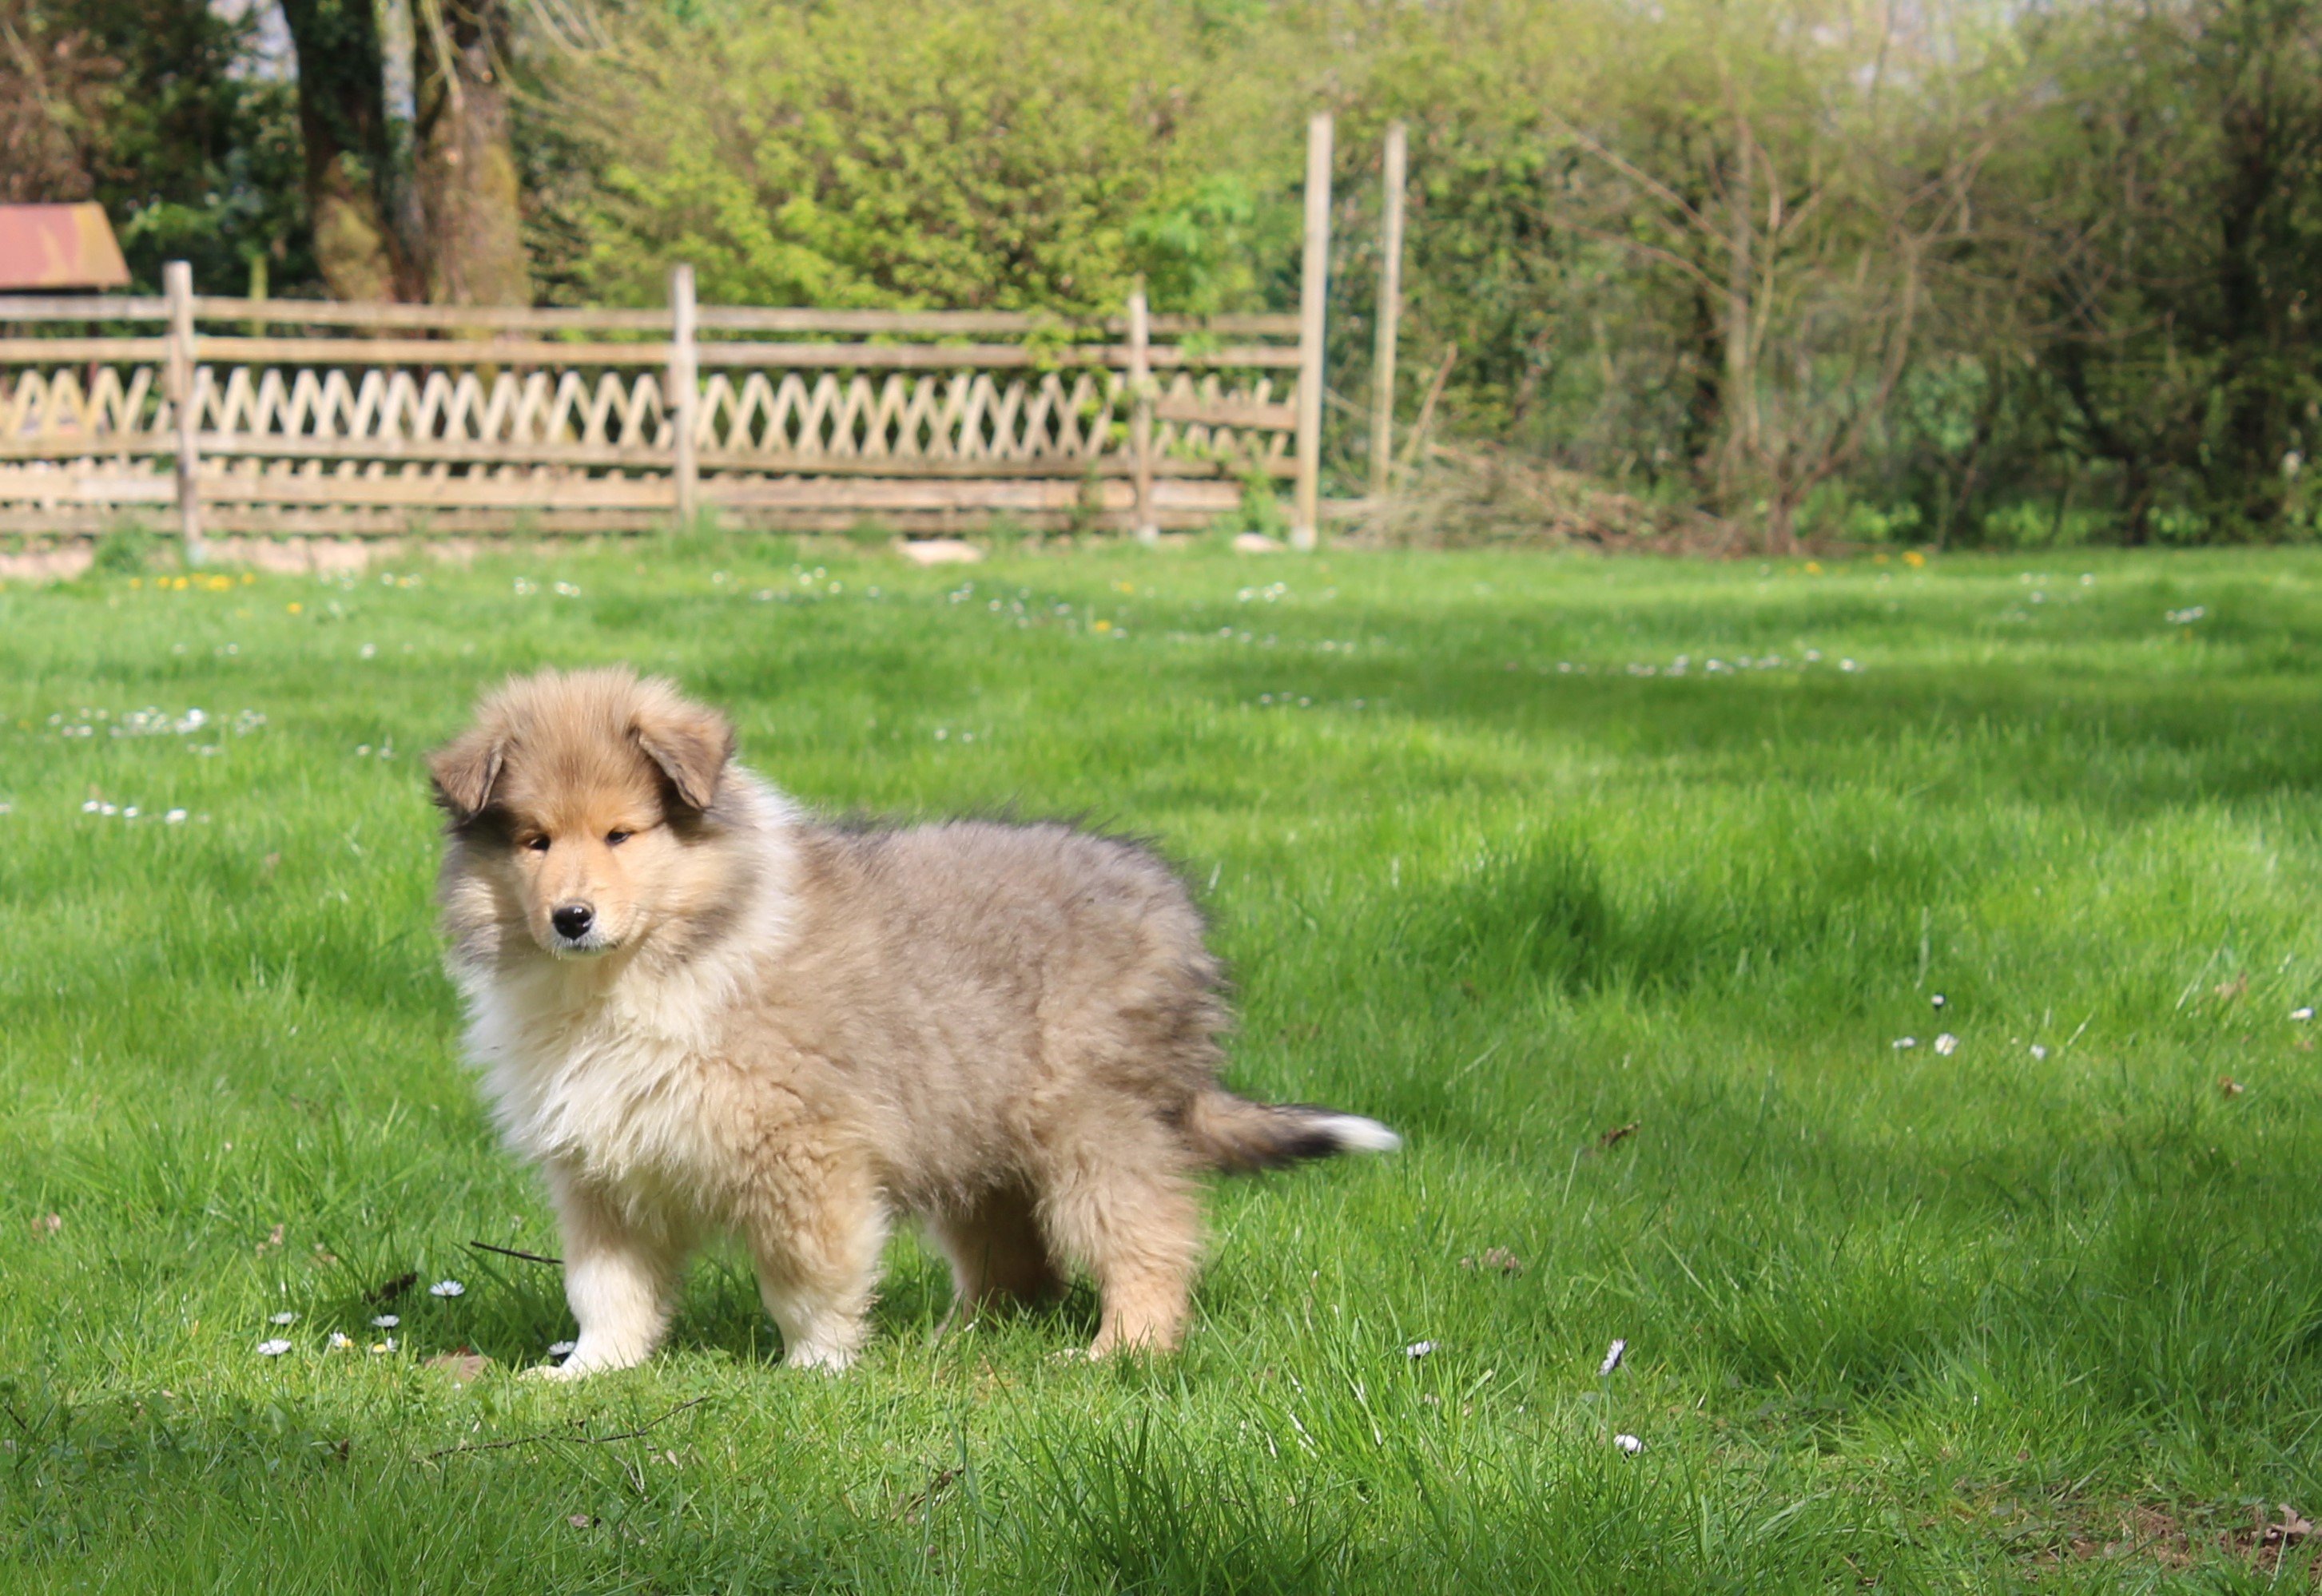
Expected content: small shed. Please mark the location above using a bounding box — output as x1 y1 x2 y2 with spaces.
0 204 131 292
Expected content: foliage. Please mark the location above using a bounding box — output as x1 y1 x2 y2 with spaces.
2 0 311 292
1989 0 2322 542
536 0 1293 312
22 0 2322 540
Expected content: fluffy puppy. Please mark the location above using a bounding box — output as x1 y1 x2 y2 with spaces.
430 667 1397 1376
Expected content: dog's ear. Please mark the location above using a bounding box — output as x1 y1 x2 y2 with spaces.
632 696 734 812
429 726 507 823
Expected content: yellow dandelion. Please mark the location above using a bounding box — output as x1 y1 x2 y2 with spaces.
1803 561 1823 575
1903 550 1927 568
129 578 142 590
287 601 303 614
1093 619 1112 632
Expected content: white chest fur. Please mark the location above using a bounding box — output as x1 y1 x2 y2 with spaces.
460 944 757 1212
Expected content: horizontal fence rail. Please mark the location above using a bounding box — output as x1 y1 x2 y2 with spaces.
0 270 1313 542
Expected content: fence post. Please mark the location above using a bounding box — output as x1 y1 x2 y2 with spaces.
1128 280 1157 542
1370 121 1407 503
668 263 699 532
1291 111 1334 551
164 260 205 566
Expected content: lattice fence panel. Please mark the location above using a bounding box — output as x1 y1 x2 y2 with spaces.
2 364 167 447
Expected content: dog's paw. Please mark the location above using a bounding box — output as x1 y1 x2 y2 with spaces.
520 1360 586 1382
781 1343 859 1374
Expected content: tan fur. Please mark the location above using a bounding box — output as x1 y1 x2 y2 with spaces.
430 667 1397 1376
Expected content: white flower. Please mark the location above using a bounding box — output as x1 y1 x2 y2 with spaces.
1930 994 1947 1010
358 643 376 658
1613 1433 1644 1454
1934 1034 1958 1056
429 1280 465 1298
328 1332 352 1349
370 1313 399 1328
547 1340 577 1357
1599 1338 1627 1377
2030 1044 2050 1061
1403 1340 1437 1359
270 1311 296 1325
2294 1007 2315 1022
1893 1037 1918 1050
164 808 187 824
370 1338 395 1354
256 1339 292 1356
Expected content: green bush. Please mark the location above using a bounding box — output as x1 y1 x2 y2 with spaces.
539 0 1288 314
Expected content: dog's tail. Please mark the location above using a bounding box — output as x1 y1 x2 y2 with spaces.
1181 1090 1402 1173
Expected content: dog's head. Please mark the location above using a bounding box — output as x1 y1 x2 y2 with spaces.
429 668 736 959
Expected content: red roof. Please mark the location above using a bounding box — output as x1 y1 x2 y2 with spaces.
0 204 130 292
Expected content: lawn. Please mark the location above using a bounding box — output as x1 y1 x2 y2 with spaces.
5 538 2322 1591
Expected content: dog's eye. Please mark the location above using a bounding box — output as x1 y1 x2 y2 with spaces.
606 830 632 847
525 836 550 853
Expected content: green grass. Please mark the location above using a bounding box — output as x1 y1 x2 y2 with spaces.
5 540 2322 1591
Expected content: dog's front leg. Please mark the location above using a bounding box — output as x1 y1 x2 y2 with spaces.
531 1170 685 1381
744 1170 889 1373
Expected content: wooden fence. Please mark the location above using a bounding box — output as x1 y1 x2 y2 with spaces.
0 116 1398 556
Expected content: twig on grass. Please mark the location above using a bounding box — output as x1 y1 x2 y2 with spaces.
467 1239 563 1266
366 1270 419 1305
423 1396 710 1461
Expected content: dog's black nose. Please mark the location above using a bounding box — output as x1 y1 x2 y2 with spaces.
551 903 594 939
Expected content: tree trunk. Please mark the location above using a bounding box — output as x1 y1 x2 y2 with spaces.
415 0 531 306
1679 284 1724 498
278 0 417 301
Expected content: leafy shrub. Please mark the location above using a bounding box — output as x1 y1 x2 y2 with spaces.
539 0 1287 315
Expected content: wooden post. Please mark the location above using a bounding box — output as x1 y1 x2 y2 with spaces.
668 263 699 531
1291 112 1333 551
164 260 205 566
1127 280 1157 542
1370 121 1407 503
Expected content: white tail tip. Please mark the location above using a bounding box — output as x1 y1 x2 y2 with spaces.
1317 1114 1402 1154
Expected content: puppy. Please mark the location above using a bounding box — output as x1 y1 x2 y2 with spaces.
430 667 1397 1376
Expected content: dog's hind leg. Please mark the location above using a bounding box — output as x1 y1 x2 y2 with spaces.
1033 1115 1203 1358
745 1168 889 1373
928 1185 1063 1332
535 1170 687 1381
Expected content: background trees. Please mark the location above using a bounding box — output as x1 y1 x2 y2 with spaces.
10 0 2322 546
